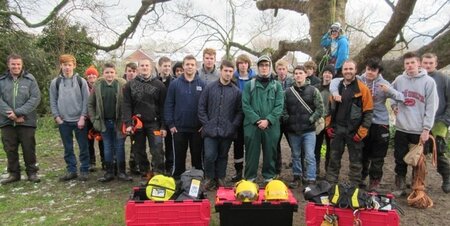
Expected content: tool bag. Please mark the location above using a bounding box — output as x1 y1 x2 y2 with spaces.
145 174 176 201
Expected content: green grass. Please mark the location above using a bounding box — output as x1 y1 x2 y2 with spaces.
0 116 174 225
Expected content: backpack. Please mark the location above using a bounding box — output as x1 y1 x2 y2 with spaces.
55 75 83 92
329 182 369 209
175 169 205 201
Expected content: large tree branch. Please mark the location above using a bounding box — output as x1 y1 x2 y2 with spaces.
354 0 417 70
382 30 450 81
271 39 311 62
255 0 309 14
229 41 262 57
0 0 69 28
81 0 170 52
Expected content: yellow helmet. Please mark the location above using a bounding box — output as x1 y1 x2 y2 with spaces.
265 180 289 201
146 175 176 201
235 180 259 202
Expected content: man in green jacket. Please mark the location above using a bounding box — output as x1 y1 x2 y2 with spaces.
242 55 284 183
0 54 41 184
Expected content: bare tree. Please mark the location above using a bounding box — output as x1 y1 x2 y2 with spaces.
0 0 171 51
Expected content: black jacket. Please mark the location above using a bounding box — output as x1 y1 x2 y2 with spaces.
122 75 167 129
283 84 319 134
198 80 243 139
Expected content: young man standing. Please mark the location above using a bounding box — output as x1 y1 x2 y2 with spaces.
122 59 167 177
157 56 175 173
0 54 41 184
421 53 450 193
198 48 219 84
165 55 206 178
198 60 243 190
391 52 438 196
122 62 139 174
283 65 324 188
325 60 373 187
242 55 284 183
274 59 293 176
231 54 255 182
50 54 90 181
88 63 132 182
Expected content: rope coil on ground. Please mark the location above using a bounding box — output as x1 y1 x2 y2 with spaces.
407 136 437 209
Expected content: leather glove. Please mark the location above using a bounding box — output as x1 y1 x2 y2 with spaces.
326 127 335 138
353 133 363 142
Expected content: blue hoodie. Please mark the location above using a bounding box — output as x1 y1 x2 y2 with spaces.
233 68 256 91
164 73 206 132
320 33 349 70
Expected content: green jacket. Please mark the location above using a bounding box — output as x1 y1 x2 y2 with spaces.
0 70 41 128
242 78 284 127
88 77 127 132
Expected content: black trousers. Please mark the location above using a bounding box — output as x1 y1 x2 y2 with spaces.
172 131 203 177
1 126 38 176
361 124 389 180
232 125 245 172
315 128 331 173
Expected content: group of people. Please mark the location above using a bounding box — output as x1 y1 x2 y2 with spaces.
0 37 449 199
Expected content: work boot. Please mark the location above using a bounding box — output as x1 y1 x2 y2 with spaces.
203 178 217 191
217 178 226 188
59 172 78 182
442 175 450 194
98 162 114 182
89 163 97 172
117 162 133 182
27 173 41 183
289 175 302 189
1 174 20 185
231 169 243 183
78 172 89 181
392 175 406 197
368 179 381 192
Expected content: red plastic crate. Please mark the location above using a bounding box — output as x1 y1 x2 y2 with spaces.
125 187 211 226
215 187 298 226
305 202 400 226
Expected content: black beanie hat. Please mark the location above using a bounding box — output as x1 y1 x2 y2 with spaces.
322 65 335 77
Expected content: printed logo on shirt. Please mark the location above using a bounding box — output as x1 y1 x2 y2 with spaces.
196 86 202 91
402 89 424 104
404 98 416 106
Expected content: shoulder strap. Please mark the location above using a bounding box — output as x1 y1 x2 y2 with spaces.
290 86 313 114
56 75 83 92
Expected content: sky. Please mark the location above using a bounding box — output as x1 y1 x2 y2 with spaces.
11 0 450 61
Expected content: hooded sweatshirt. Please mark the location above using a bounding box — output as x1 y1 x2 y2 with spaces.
50 73 89 122
233 68 256 91
392 69 438 134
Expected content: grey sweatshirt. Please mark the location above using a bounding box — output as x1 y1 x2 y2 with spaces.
198 64 219 84
329 74 404 125
392 69 438 134
49 74 89 122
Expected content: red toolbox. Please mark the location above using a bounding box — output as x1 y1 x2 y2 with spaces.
215 187 298 226
305 202 400 226
125 186 211 226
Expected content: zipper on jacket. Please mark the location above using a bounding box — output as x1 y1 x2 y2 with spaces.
12 78 19 127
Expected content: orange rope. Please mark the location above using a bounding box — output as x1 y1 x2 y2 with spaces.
407 136 437 209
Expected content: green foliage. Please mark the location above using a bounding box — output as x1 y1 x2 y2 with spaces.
37 17 97 77
0 31 54 114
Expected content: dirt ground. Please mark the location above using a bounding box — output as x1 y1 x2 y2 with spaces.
206 137 450 226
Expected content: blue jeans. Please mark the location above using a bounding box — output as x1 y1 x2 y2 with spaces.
203 137 232 179
101 120 125 163
58 122 90 173
288 131 316 180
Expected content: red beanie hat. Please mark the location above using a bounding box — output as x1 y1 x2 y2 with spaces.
85 65 99 77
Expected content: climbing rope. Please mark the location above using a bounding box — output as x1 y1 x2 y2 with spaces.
407 135 437 209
